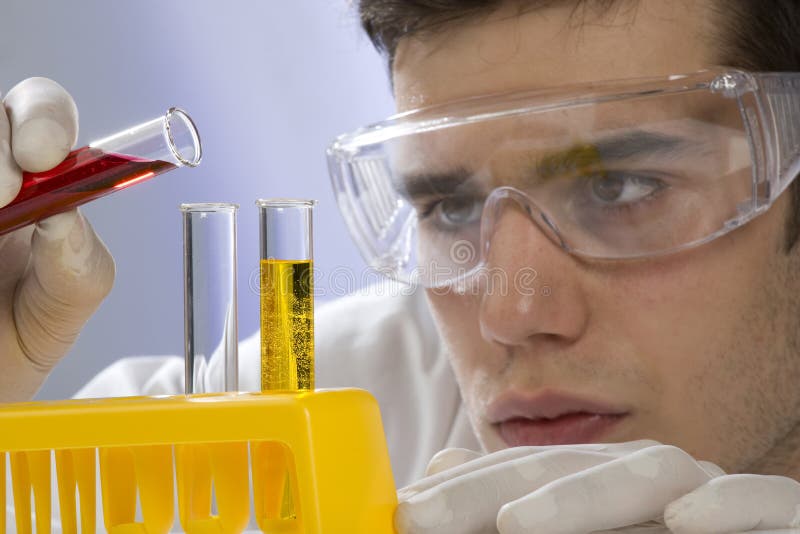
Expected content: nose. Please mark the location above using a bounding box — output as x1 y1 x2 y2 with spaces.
478 191 590 347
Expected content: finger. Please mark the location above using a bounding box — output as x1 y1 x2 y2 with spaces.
664 474 800 533
0 97 22 206
0 225 34 290
0 226 38 402
14 209 114 370
399 441 640 501
594 522 671 533
399 446 537 502
497 445 713 534
3 77 78 172
425 448 483 476
395 449 615 534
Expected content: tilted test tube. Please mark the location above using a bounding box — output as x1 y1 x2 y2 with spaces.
0 108 202 235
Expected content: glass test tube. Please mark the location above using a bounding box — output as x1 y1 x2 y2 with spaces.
0 107 202 235
182 203 239 394
257 199 315 391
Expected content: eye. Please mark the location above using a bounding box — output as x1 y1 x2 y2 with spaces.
587 172 666 206
432 196 483 228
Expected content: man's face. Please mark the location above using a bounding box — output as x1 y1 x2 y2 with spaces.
392 0 800 474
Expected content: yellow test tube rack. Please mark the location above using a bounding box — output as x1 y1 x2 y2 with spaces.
0 388 397 534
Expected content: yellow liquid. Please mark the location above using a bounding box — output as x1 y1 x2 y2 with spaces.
260 259 314 391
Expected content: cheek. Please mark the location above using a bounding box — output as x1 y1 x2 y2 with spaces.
600 196 788 363
604 248 747 403
595 200 795 453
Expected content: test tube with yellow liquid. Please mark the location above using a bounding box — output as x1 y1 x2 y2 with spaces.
258 199 315 391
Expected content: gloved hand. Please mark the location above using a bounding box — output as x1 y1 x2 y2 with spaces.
665 473 800 533
0 77 114 402
394 440 726 534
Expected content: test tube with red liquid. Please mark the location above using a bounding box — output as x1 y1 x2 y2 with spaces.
0 107 202 235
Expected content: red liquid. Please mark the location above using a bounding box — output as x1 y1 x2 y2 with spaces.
0 146 176 235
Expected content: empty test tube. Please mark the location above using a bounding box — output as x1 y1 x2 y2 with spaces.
257 199 315 391
182 203 239 394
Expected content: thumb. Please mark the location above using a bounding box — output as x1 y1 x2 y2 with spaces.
14 209 114 369
4 77 79 173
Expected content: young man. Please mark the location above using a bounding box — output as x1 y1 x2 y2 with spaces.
3 1 800 532
330 0 800 532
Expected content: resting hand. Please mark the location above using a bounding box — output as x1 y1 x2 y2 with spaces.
664 473 800 533
0 77 114 402
395 440 725 533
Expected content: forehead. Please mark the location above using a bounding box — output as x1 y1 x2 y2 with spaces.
392 1 718 111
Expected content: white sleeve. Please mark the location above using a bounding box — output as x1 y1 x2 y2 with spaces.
74 355 184 398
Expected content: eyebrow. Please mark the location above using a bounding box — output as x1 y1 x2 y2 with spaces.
396 167 474 201
594 130 697 161
397 129 699 200
535 130 698 180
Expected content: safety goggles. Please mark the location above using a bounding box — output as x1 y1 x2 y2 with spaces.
327 69 800 288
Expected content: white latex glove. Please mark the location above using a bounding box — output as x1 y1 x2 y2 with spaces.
395 440 725 534
0 77 114 402
665 474 800 533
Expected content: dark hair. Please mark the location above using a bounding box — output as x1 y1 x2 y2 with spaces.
357 0 800 251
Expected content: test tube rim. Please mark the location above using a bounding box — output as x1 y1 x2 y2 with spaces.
165 107 203 167
180 202 239 213
255 198 318 209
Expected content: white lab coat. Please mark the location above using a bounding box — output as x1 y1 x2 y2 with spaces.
76 285 480 487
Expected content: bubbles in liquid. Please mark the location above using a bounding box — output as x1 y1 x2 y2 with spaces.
260 259 314 391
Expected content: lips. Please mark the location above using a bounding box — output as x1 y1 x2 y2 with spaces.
488 390 630 446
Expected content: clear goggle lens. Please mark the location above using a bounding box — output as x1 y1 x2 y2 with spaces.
328 69 800 287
